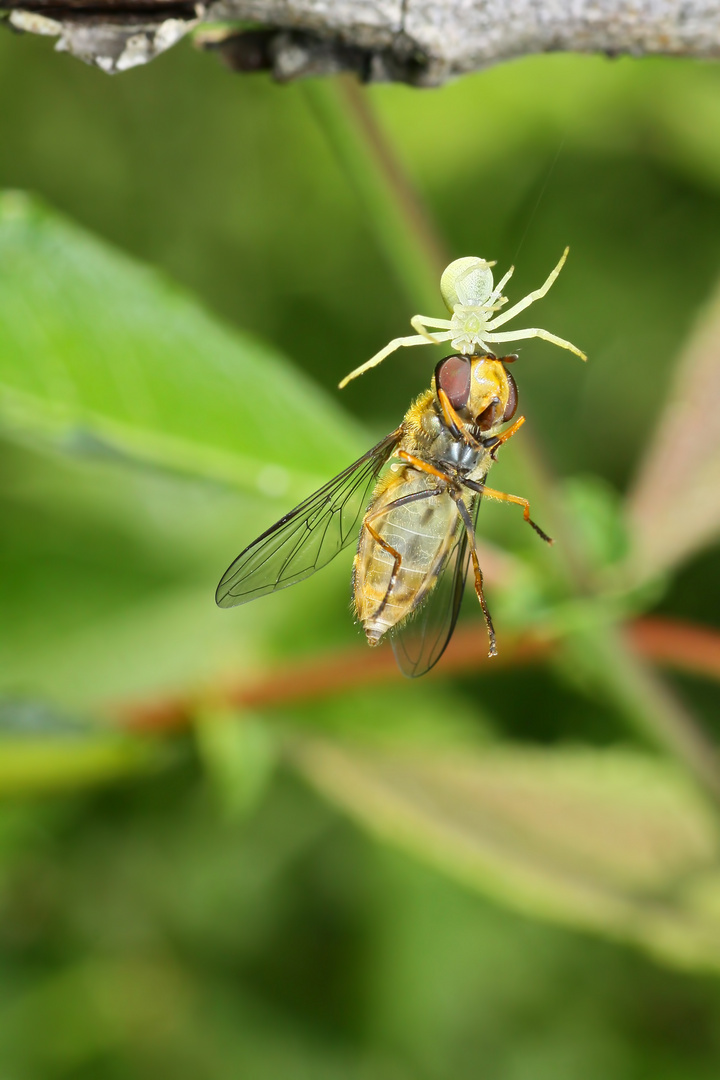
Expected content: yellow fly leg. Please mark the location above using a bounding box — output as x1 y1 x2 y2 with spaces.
396 450 455 484
467 481 554 544
437 388 482 449
485 414 526 461
492 414 526 448
452 494 497 658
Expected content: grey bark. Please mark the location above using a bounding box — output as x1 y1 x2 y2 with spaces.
3 0 720 81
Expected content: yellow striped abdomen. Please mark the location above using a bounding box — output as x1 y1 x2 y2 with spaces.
353 468 458 645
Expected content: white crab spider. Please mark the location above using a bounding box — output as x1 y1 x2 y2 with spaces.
338 247 586 389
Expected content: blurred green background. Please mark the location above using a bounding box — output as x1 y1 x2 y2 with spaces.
2 23 720 1078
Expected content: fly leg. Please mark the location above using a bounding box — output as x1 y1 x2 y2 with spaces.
486 414 526 461
452 495 497 658
396 451 454 484
437 389 483 449
362 488 442 626
493 414 525 448
465 480 553 544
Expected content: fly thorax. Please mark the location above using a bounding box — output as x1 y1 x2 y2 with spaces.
441 439 480 474
451 305 488 353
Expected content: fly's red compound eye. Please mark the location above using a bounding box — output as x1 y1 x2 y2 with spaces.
435 355 471 410
502 370 519 422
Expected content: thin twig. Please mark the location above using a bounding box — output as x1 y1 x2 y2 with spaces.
301 76 446 313
115 615 720 734
629 617 720 681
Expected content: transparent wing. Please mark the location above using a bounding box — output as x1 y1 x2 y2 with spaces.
216 427 403 607
391 492 481 679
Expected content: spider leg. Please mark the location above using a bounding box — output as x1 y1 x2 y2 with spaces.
485 326 587 361
339 331 453 389
410 314 454 344
485 247 569 330
489 264 514 302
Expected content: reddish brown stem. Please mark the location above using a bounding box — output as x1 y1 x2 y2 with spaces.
628 617 720 683
114 615 720 734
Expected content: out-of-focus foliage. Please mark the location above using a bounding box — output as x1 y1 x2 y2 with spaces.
627 276 720 581
296 739 720 972
0 191 358 489
0 191 364 703
1 24 720 1080
0 698 153 793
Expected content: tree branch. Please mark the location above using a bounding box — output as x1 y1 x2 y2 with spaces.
4 0 720 79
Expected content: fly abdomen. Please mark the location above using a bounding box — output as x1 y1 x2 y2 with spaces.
354 471 458 645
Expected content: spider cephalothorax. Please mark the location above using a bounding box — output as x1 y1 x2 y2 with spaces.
339 248 586 388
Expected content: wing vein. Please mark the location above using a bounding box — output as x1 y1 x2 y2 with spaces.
216 427 404 607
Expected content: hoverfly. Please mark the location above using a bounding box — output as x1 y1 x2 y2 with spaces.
216 253 585 677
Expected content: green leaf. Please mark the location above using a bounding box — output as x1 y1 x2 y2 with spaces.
0 192 373 705
0 440 361 706
0 697 154 793
293 739 720 972
0 190 364 494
